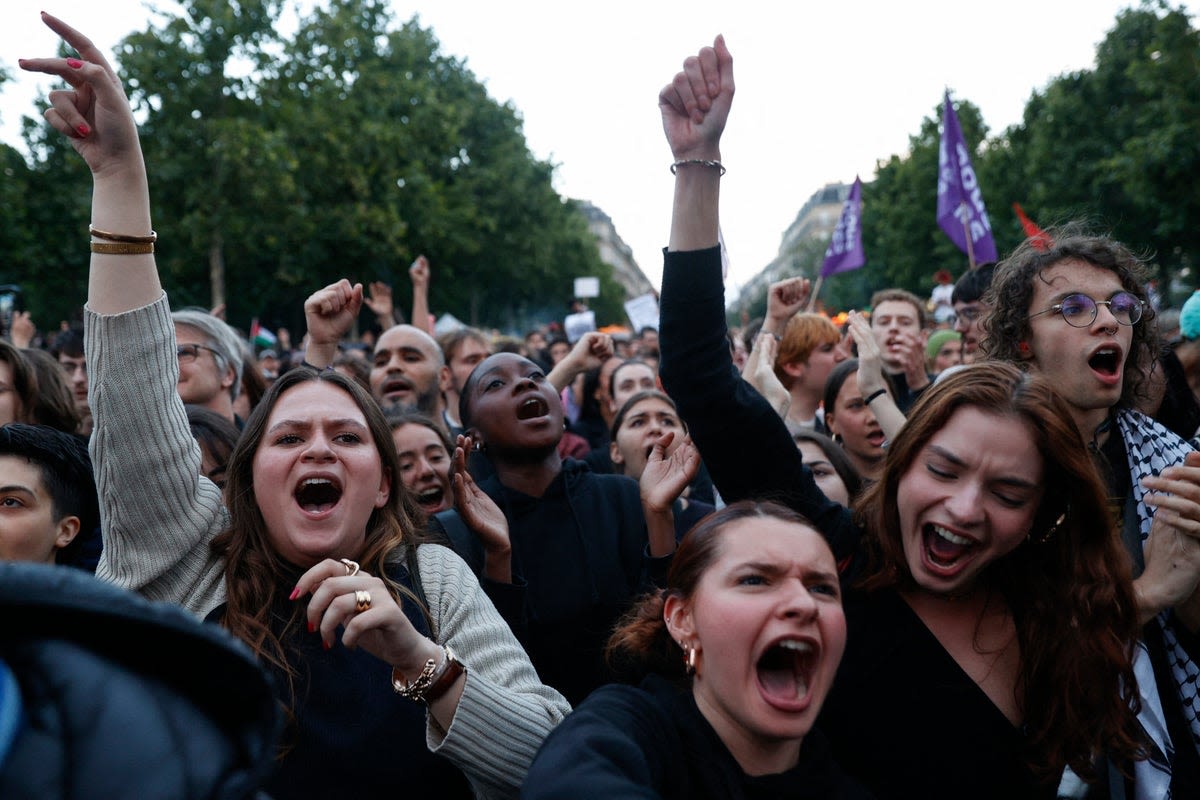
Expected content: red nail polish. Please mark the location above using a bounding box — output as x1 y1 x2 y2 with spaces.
288 587 300 601
322 639 331 651
307 621 315 633
76 124 90 137
66 58 83 69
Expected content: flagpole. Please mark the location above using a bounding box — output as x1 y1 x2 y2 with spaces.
806 276 824 313
959 202 978 270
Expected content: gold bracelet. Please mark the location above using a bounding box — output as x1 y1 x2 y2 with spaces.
89 225 157 243
392 653 440 700
91 241 155 255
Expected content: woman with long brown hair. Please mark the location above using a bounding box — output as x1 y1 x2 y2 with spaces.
652 36 1181 798
21 14 567 799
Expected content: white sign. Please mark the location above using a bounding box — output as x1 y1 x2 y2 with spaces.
624 293 660 333
564 310 596 344
574 276 600 299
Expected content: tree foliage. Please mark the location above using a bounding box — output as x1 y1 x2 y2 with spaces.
0 0 621 334
814 0 1199 311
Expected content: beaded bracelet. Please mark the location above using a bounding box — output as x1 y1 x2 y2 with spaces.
670 159 726 176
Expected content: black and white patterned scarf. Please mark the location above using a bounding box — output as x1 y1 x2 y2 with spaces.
1118 408 1200 798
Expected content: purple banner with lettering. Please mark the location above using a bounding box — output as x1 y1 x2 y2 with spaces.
821 177 865 278
936 91 997 263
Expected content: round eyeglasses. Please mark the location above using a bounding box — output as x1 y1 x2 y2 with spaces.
1027 291 1144 328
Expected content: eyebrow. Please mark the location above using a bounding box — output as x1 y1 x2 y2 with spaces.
926 445 1039 490
0 484 36 498
267 418 368 435
735 560 839 584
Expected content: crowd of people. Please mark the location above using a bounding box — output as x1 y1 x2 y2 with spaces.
4 15 1200 800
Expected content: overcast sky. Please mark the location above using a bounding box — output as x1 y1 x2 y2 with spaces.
3 1 1150 294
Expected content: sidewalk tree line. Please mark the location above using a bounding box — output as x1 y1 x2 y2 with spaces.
0 0 623 335
740 0 1199 322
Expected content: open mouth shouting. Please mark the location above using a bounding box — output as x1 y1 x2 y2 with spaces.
920 523 980 580
380 376 415 403
756 637 820 712
516 395 550 421
295 475 344 518
1087 344 1123 386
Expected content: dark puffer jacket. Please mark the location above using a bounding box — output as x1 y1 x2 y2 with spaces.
0 562 280 800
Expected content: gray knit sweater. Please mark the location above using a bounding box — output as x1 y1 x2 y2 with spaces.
86 294 569 798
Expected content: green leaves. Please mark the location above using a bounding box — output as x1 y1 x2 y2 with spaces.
2 0 618 334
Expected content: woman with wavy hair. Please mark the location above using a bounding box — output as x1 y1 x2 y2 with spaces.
21 14 567 800
652 36 1176 798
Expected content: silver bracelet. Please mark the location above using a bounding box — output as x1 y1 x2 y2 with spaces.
670 159 726 176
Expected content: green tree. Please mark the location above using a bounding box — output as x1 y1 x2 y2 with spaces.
0 0 622 335
982 1 1200 301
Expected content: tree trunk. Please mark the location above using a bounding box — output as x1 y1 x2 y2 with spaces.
209 229 225 310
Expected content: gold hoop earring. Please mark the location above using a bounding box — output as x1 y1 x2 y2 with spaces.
681 642 698 676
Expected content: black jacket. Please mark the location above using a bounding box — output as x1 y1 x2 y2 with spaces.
0 562 280 800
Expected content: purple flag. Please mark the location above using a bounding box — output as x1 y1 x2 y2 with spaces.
936 91 997 263
821 177 865 278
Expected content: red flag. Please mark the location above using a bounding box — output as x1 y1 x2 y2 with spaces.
1012 203 1052 251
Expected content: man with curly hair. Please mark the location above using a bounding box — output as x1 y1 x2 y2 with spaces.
984 226 1200 796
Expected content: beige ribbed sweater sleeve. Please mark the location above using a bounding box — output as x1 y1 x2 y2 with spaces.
418 543 572 798
86 294 228 617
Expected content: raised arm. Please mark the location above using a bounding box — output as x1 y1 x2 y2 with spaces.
20 12 158 314
656 38 860 562
409 255 435 337
547 331 614 393
21 14 226 613
847 311 906 442
660 35 731 252
304 279 364 368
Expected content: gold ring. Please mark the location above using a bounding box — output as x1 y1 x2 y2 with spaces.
354 589 372 613
340 558 360 576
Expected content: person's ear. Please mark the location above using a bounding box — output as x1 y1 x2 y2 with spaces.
54 515 81 551
782 360 805 380
439 365 453 394
663 593 696 642
610 440 624 467
375 467 391 508
221 363 236 390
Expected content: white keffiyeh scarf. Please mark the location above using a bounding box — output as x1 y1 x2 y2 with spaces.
1117 408 1200 799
